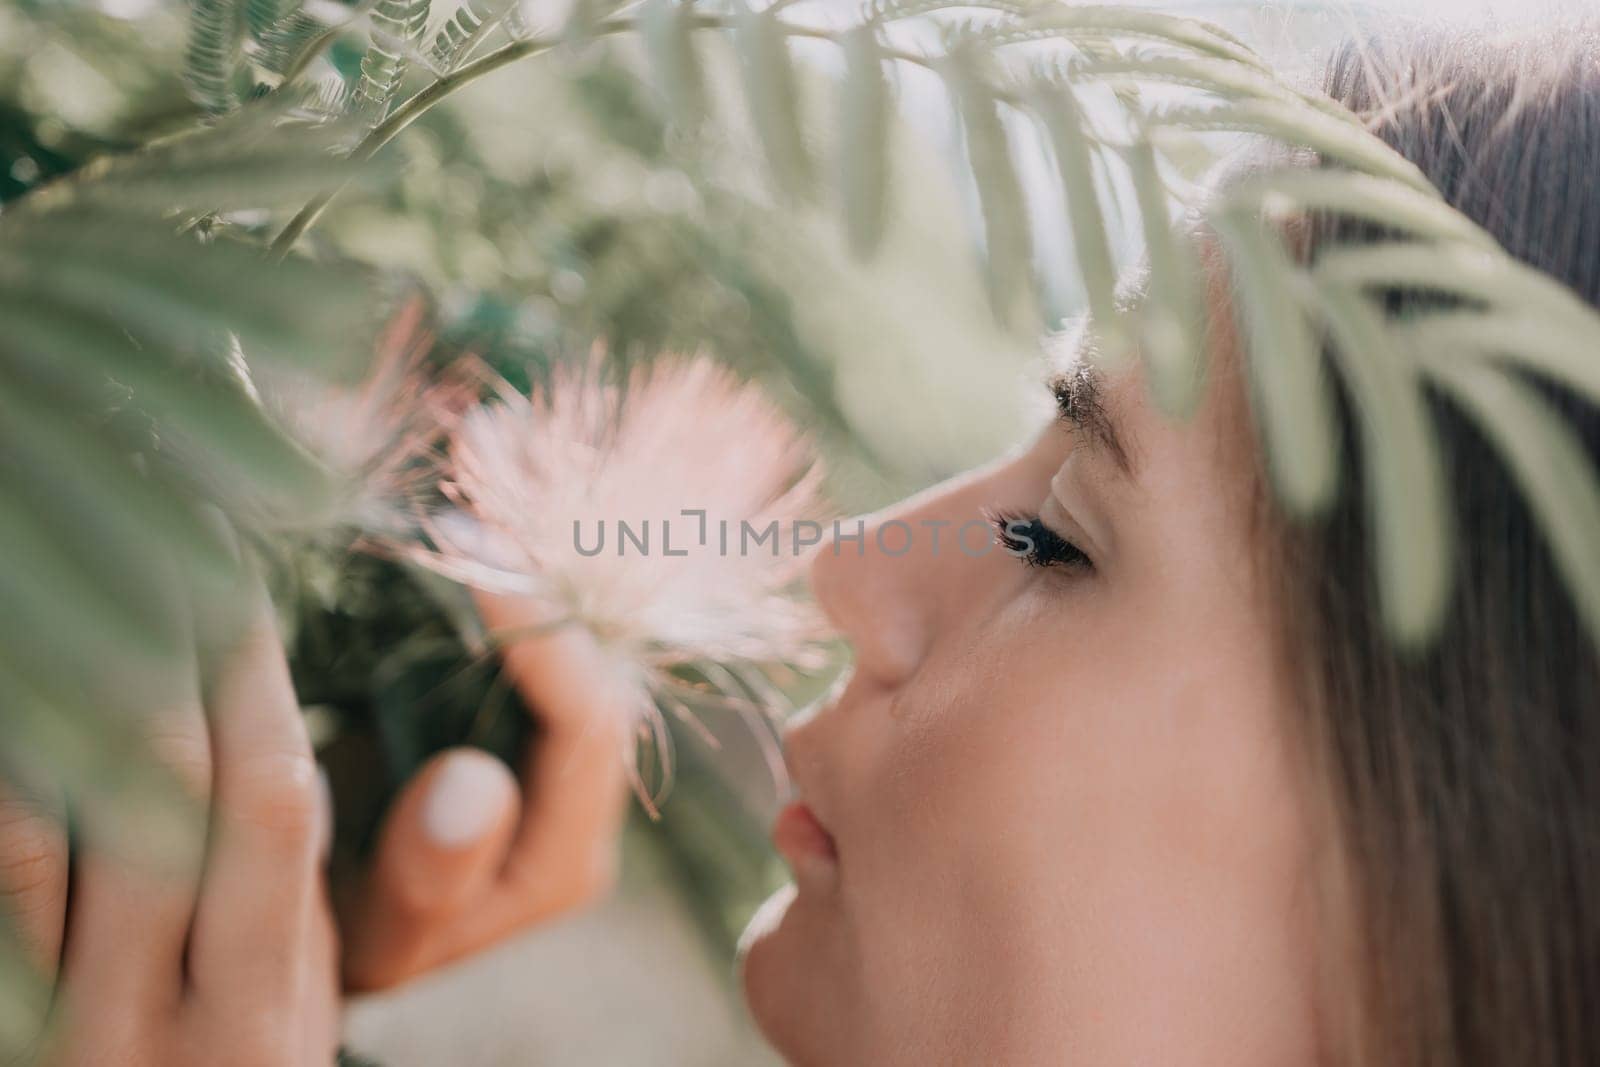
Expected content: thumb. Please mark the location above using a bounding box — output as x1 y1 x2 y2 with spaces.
340 748 518 991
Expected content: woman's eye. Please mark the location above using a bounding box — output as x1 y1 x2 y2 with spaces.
989 512 1093 571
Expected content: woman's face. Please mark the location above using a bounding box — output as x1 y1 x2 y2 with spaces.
739 336 1335 1064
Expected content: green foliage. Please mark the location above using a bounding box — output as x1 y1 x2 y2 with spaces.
0 87 387 1049
1425 360 1600 647
429 0 515 72
248 0 298 37
838 24 890 260
1032 81 1119 348
185 0 246 112
1315 285 1449 646
0 918 47 1056
250 2 355 87
640 0 708 133
941 46 1032 324
734 3 812 201
1211 204 1341 515
1124 139 1204 415
355 0 430 123
29 114 369 214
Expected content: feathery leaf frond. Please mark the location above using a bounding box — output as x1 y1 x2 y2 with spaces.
355 0 432 123
838 24 891 259
735 3 814 201
186 0 248 112
640 0 708 131
430 0 514 72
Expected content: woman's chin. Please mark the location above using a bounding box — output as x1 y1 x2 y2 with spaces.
738 882 832 1063
738 884 800 1030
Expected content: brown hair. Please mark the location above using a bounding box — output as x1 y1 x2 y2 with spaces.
1274 18 1600 1067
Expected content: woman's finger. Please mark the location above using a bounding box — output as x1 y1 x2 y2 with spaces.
341 748 518 990
61 566 210 1011
185 593 322 1010
475 592 628 905
299 877 342 1067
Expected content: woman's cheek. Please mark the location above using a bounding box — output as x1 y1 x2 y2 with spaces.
857 635 1062 887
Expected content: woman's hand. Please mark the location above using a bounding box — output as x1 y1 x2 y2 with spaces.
0 596 340 1064
337 591 632 991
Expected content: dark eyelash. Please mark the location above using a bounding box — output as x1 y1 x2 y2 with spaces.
988 511 1094 571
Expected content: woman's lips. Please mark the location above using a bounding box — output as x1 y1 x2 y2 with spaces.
772 801 838 878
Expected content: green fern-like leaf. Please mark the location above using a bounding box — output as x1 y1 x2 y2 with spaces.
0 409 195 667
735 3 814 202
186 0 247 113
1315 284 1452 645
0 911 50 1058
1033 80 1121 345
355 0 431 123
27 106 383 216
1314 242 1600 342
942 48 1032 323
1006 5 1271 70
1392 312 1600 410
251 3 346 83
1209 204 1341 515
1218 170 1499 251
247 0 297 36
0 211 373 376
640 0 708 131
429 0 514 72
1059 51 1339 116
1124 137 1204 413
1424 360 1600 648
0 298 339 515
1152 99 1431 193
838 24 891 259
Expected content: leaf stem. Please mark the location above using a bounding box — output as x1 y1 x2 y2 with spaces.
270 33 566 258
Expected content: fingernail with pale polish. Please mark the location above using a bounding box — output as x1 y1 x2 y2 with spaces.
422 753 508 849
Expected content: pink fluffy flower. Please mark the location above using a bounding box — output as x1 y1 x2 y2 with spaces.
416 352 834 811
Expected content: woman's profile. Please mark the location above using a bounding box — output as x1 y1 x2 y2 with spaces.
741 18 1600 1065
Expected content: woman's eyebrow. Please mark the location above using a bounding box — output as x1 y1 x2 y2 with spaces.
1047 366 1134 477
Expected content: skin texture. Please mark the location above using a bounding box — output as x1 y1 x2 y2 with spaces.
740 338 1336 1065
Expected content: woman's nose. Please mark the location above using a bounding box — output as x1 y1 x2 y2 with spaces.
809 513 929 689
808 476 993 689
